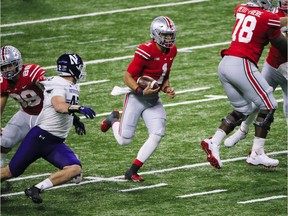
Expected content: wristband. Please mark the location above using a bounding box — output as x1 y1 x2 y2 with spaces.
68 105 81 113
163 86 169 93
135 86 144 96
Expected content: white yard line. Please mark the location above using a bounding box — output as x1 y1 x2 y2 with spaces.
6 173 51 182
238 195 287 204
31 36 68 42
43 41 230 70
176 189 227 198
2 150 287 197
119 183 168 192
0 32 24 37
79 80 110 86
1 0 208 28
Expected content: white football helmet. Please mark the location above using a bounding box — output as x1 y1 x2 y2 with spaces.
0 45 23 80
247 0 274 10
150 16 176 48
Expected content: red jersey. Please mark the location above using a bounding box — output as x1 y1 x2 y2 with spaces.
0 64 46 115
266 8 287 68
221 4 282 66
127 40 177 86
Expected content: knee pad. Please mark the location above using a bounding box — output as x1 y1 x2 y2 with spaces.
222 111 247 132
254 109 275 131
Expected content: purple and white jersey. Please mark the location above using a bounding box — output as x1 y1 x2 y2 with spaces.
36 76 80 138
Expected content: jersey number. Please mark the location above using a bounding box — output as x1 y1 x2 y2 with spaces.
157 63 168 84
232 13 256 43
10 90 41 108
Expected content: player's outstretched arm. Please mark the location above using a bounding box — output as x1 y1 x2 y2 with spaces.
51 96 96 119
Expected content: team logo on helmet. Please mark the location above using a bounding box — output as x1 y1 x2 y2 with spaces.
56 53 86 82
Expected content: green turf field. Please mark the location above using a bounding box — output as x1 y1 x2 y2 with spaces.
1 0 287 215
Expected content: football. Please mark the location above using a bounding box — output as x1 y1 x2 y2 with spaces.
136 76 159 89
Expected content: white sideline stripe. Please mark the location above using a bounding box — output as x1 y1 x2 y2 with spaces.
113 150 288 177
176 87 210 94
0 32 24 37
176 189 227 198
1 150 287 197
79 80 110 86
83 94 225 118
78 38 116 44
178 41 231 52
43 56 133 70
84 176 126 182
1 192 25 197
238 195 287 204
43 41 230 70
1 0 208 28
7 173 51 182
81 94 283 119
119 183 168 192
32 35 68 42
164 95 227 107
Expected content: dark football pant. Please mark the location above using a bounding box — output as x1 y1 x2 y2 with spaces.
9 126 81 177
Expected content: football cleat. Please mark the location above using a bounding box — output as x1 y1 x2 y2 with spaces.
124 169 144 182
246 150 279 168
100 110 120 132
24 186 43 204
201 138 222 169
224 129 248 147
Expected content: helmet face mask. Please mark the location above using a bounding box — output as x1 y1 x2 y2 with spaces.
0 46 23 80
247 0 274 10
279 0 288 13
57 53 86 83
150 16 176 49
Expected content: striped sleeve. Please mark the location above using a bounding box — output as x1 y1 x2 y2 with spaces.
28 64 46 82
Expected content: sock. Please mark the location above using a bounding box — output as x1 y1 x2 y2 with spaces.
240 121 250 134
211 129 226 146
252 137 265 155
130 159 143 174
35 178 53 191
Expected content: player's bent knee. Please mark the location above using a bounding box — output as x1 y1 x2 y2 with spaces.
117 137 132 146
64 164 82 177
254 109 275 131
149 134 162 143
1 166 14 180
222 110 248 133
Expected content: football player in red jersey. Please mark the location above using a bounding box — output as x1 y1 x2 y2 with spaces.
0 46 86 168
201 0 287 169
225 0 288 147
100 16 177 182
0 45 46 167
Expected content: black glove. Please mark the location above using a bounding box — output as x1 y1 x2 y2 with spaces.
73 115 86 135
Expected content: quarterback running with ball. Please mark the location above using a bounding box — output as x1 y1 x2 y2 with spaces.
100 16 177 182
